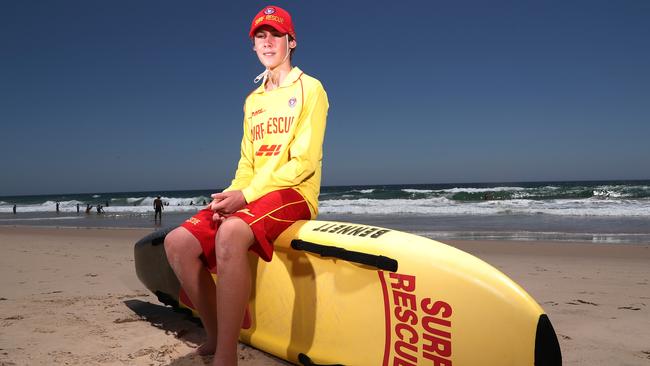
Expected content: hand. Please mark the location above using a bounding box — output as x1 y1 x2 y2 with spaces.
207 194 226 221
207 195 224 211
207 193 225 221
209 191 247 222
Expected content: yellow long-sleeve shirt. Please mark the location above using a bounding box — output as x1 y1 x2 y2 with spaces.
224 67 329 218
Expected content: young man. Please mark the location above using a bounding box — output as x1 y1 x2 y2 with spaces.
164 5 328 366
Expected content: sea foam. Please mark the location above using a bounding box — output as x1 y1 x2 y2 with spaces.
318 197 650 217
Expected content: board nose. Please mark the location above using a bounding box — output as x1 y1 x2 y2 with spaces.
534 314 562 366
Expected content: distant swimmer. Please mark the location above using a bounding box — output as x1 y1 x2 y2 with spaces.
153 196 164 221
86 204 93 213
76 203 80 213
97 204 104 214
13 204 16 214
56 202 60 213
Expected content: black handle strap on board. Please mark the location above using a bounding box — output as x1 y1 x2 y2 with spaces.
291 240 398 272
298 353 344 366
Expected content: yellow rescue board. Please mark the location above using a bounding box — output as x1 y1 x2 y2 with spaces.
134 220 562 366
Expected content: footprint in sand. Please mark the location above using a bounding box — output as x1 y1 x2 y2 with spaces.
129 344 178 363
33 328 56 334
2 315 24 327
3 315 23 321
113 315 142 324
618 306 641 311
566 299 599 306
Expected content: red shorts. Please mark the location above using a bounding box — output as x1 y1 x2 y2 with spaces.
180 188 311 269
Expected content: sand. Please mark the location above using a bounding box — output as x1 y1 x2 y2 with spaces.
0 226 649 365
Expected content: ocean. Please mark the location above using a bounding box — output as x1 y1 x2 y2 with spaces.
1 180 649 244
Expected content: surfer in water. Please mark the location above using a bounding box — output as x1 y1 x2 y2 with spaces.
163 6 328 365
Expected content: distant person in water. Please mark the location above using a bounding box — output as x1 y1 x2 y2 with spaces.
153 196 164 221
56 202 60 213
76 203 80 213
96 204 104 214
85 204 93 213
13 205 16 214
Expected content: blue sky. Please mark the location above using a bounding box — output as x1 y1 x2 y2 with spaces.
1 1 649 196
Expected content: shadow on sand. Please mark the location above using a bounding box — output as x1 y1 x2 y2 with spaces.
124 299 214 365
124 299 205 345
123 300 292 366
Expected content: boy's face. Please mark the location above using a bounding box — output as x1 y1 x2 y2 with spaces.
253 25 296 69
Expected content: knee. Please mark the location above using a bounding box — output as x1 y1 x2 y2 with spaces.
214 219 252 265
164 228 196 262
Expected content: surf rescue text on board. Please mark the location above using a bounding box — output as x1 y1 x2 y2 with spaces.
388 273 453 366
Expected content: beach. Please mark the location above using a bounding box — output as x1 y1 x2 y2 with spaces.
1 226 649 365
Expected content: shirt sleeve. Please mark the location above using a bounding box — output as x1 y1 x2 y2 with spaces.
241 84 329 203
223 108 254 192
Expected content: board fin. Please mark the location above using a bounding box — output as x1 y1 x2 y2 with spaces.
535 314 562 366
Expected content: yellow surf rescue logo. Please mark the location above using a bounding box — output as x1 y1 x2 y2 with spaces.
254 14 285 27
379 272 453 366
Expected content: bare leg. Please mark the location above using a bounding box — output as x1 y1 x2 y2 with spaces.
212 218 254 366
164 227 218 355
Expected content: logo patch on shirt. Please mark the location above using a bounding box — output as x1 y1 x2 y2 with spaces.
251 108 266 117
255 144 282 156
288 97 297 108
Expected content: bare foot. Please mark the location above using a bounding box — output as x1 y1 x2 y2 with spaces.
194 341 216 356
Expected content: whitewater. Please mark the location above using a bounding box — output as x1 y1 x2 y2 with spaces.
1 181 649 243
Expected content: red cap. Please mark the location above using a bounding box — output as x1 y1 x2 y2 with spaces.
249 5 296 39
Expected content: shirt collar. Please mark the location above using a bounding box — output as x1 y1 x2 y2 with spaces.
252 66 302 94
